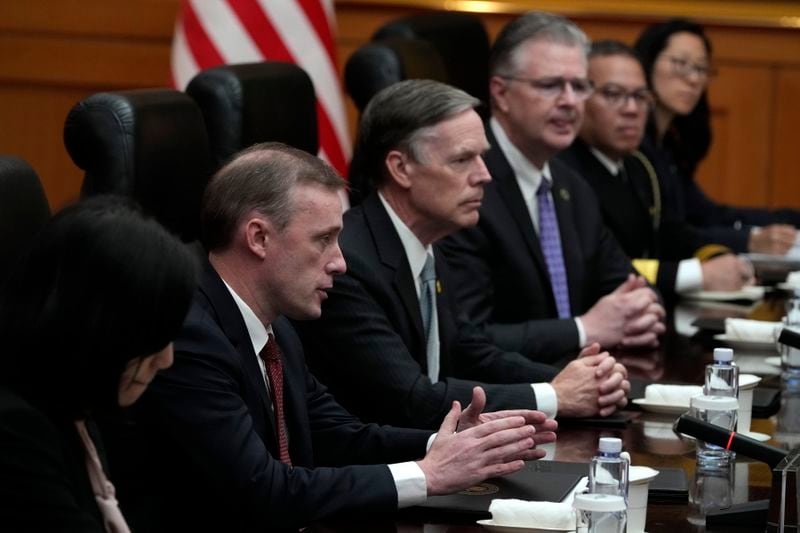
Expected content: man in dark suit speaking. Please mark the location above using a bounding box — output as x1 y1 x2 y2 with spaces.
297 80 630 430
132 143 553 532
440 12 666 361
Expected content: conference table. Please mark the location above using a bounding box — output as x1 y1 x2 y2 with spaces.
311 290 795 533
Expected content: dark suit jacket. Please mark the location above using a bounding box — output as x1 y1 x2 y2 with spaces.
439 126 636 360
0 386 107 532
640 135 800 252
131 262 432 532
558 139 709 296
296 194 559 429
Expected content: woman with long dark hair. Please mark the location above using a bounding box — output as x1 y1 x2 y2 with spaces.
0 196 197 531
635 19 799 254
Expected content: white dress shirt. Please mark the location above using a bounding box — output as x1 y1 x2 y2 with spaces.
490 118 588 349
378 193 558 417
588 148 703 293
222 279 428 507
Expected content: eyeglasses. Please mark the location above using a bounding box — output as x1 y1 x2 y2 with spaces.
503 76 594 100
664 56 716 80
594 84 654 110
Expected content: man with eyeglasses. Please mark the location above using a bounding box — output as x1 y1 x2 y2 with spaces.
441 12 666 363
558 40 754 297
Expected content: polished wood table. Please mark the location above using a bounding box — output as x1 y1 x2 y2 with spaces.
311 296 794 532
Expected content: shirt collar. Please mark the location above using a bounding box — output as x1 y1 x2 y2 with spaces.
378 191 433 285
222 278 272 355
490 117 552 200
589 146 624 177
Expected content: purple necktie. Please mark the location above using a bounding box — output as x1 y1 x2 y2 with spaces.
537 179 571 318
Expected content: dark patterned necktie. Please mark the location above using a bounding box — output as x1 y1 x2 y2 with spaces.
259 334 292 466
537 179 571 318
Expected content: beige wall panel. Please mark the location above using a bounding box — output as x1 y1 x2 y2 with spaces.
1 0 799 209
695 66 773 207
770 69 800 207
0 86 94 210
0 34 172 88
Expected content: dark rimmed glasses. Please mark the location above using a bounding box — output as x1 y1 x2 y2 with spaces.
502 75 595 101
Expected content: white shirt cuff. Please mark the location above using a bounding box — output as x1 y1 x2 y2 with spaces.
426 433 436 452
675 258 703 293
389 461 428 508
531 383 558 418
574 317 587 347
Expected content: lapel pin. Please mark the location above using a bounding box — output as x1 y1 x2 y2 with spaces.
436 280 442 294
559 188 570 201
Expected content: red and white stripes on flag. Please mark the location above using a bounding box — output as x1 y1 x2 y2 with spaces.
171 0 351 176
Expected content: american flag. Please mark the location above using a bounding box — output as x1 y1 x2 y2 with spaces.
171 0 351 176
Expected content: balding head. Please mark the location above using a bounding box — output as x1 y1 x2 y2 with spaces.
201 142 346 251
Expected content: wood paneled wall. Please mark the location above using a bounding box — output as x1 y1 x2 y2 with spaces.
1 0 799 210
0 0 179 210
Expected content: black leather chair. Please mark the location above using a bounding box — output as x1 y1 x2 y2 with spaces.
186 62 318 168
344 37 447 112
344 37 449 205
0 155 50 281
64 90 214 242
373 12 490 106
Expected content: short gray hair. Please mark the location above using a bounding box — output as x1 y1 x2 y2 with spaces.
201 142 346 251
355 79 481 187
490 12 590 79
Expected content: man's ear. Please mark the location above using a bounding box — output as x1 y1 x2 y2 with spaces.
490 75 511 114
384 149 414 190
243 216 273 259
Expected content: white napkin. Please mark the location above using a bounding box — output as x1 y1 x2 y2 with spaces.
488 499 576 529
725 318 780 342
786 235 800 260
644 384 702 407
786 271 800 287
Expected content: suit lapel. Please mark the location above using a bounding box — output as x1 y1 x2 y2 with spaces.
362 196 427 363
432 248 455 375
623 154 658 230
549 162 583 314
484 127 550 275
199 262 279 450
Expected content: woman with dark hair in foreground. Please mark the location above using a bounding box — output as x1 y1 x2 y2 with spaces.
635 18 800 254
0 196 197 532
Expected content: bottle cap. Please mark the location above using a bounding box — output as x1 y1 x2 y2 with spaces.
573 493 626 512
598 437 622 454
713 347 734 362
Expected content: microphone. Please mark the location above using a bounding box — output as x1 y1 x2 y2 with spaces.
674 414 787 468
779 327 800 350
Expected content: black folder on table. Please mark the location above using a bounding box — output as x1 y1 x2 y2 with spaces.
416 460 689 519
416 460 583 519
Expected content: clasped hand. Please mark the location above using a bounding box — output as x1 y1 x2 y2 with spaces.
417 386 556 496
580 274 665 349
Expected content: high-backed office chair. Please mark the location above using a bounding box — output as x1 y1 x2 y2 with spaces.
345 37 447 113
0 155 50 281
345 37 448 204
186 62 318 169
373 12 491 106
64 89 214 242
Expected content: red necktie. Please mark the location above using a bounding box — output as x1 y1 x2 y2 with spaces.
259 334 292 466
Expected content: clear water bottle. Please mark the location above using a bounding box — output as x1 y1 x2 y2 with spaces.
574 494 626 533
786 287 800 320
589 437 629 503
705 347 739 398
